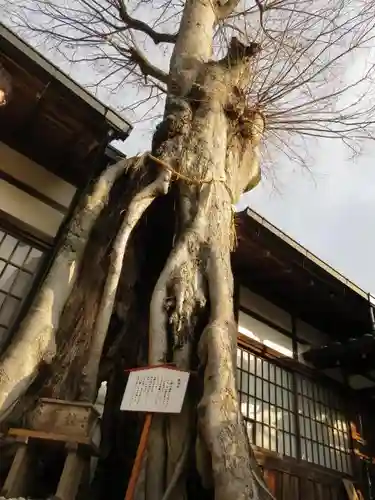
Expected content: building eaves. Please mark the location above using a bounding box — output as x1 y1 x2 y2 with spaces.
246 207 371 302
0 22 133 140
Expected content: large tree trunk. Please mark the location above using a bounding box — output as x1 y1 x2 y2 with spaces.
0 0 272 498
144 34 267 499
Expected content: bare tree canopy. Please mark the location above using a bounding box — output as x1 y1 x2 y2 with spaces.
7 0 375 149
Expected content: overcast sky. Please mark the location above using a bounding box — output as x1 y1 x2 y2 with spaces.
238 139 375 295
1 5 374 296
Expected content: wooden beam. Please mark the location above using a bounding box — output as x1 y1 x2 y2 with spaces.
355 385 375 399
1 438 32 498
8 427 98 453
55 444 88 500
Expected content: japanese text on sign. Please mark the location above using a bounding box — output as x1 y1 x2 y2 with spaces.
120 367 190 414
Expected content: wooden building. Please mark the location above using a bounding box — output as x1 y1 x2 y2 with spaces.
0 22 132 353
234 209 375 500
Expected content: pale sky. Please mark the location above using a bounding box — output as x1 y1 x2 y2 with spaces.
1 5 374 296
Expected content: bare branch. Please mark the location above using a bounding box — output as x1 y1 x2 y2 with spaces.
5 0 375 155
111 38 169 84
217 0 242 21
116 0 178 44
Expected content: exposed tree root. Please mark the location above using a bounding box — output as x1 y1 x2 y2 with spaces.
0 160 128 421
162 418 191 500
198 244 275 500
145 185 211 500
81 164 172 401
198 245 253 500
149 184 211 364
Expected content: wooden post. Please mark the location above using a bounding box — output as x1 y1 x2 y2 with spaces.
1 438 32 498
124 413 153 500
55 444 87 500
121 366 190 500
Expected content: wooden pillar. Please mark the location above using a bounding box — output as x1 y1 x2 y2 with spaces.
1 438 32 498
55 444 88 500
233 273 240 324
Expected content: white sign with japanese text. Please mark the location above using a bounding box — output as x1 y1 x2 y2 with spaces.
120 367 190 414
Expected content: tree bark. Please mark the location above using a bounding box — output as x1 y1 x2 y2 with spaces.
0 160 128 421
144 31 268 499
81 157 171 402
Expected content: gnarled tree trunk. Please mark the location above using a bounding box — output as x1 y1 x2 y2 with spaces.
144 33 267 499
0 160 128 420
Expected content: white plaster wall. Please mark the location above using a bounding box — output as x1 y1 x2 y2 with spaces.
0 142 76 238
239 285 292 332
0 142 75 208
238 309 294 357
0 180 65 238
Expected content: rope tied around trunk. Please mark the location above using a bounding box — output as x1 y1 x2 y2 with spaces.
147 153 238 249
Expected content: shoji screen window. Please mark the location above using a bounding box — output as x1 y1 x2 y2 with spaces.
237 346 297 458
297 375 352 474
0 228 45 349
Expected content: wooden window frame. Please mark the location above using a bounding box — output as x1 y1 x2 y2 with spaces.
0 218 50 351
237 336 354 477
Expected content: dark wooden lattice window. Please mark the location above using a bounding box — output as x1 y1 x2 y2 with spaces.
296 375 352 474
237 346 297 459
0 227 45 349
237 345 352 475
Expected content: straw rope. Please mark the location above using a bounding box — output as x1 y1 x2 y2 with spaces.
146 152 237 249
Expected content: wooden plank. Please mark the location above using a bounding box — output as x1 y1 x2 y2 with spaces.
329 484 339 500
1 441 32 498
282 472 291 500
314 482 324 500
39 398 99 410
263 469 276 495
290 475 299 499
321 483 333 500
7 427 98 453
300 478 315 500
55 447 88 500
275 470 283 500
256 448 347 482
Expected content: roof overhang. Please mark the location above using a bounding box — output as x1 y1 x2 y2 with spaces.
233 208 372 340
0 23 133 186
